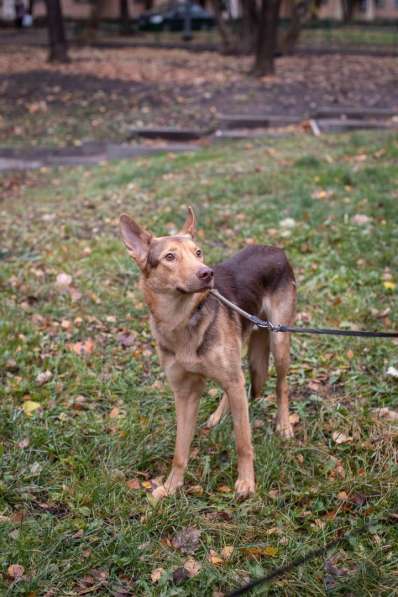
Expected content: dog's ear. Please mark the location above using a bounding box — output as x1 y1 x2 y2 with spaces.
119 214 152 270
180 206 196 238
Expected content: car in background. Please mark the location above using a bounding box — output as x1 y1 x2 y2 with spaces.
137 3 216 32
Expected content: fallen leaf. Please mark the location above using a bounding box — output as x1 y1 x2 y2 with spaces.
372 407 398 421
351 214 371 225
188 484 204 495
36 370 52 386
68 338 95 355
23 401 42 416
386 366 398 378
183 557 201 577
117 331 136 348
217 485 232 494
289 413 300 425
208 549 224 566
126 478 141 490
332 431 353 445
337 491 349 501
280 217 296 229
172 526 201 554
172 567 190 584
109 407 120 419
242 545 278 558
55 272 72 288
383 281 396 290
221 545 234 560
151 567 165 583
18 438 29 449
7 564 24 579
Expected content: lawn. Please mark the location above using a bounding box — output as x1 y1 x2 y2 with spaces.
1 131 398 595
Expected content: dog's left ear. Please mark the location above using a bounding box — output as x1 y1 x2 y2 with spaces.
180 206 196 238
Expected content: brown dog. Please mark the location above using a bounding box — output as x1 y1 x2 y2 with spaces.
119 207 296 499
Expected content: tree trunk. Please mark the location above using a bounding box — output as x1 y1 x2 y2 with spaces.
281 0 311 55
240 0 258 54
28 0 35 15
209 0 233 52
252 0 281 76
342 0 356 23
45 0 69 63
119 0 130 34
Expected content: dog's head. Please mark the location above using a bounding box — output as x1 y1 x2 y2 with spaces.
119 207 214 294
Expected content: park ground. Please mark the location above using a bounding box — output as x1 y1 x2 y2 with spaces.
1 129 398 595
1 38 398 149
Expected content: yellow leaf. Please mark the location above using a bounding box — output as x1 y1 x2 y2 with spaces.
23 401 42 416
217 485 232 493
383 281 396 290
142 481 152 490
221 545 234 560
7 564 24 579
208 549 223 566
242 545 278 558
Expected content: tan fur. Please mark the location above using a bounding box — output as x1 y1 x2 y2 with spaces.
119 208 295 500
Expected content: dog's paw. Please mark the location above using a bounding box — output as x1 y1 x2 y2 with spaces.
205 409 224 428
151 485 170 501
235 478 255 500
276 420 294 439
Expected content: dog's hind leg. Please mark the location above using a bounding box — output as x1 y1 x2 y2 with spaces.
248 328 270 399
271 331 293 439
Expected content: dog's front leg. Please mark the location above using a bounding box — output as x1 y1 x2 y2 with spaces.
153 373 204 500
223 372 255 499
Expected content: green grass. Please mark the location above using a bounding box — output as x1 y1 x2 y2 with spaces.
1 131 398 595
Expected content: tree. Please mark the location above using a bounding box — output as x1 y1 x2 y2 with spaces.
280 0 312 55
252 0 281 76
119 0 130 34
45 0 69 63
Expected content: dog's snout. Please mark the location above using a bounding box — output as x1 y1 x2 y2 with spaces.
197 267 214 282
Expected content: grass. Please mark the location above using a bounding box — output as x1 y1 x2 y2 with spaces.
1 131 398 595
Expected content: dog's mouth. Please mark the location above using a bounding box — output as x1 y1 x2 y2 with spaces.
177 281 214 294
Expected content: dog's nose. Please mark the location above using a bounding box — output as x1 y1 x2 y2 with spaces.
197 267 214 282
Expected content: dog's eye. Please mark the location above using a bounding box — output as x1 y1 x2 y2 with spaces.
195 249 202 257
165 253 175 261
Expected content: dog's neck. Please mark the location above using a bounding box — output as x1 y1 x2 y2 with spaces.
142 282 209 333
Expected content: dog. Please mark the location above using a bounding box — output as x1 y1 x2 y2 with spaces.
119 207 296 499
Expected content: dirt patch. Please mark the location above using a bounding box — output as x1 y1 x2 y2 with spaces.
1 44 397 147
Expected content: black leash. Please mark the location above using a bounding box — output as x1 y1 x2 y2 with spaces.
210 289 398 339
226 514 398 597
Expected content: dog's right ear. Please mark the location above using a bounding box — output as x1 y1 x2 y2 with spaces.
119 214 152 270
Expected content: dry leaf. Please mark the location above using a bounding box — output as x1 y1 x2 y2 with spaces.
7 564 24 579
373 407 398 421
242 545 278 558
351 214 371 225
386 366 398 378
208 550 223 566
337 491 349 501
183 557 201 577
217 485 232 493
36 370 52 386
221 545 234 560
151 567 165 583
126 478 140 490
23 400 42 416
109 407 120 419
332 431 353 445
117 331 136 348
188 484 204 496
289 413 300 425
68 338 95 355
18 438 30 449
55 272 72 288
172 526 201 554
